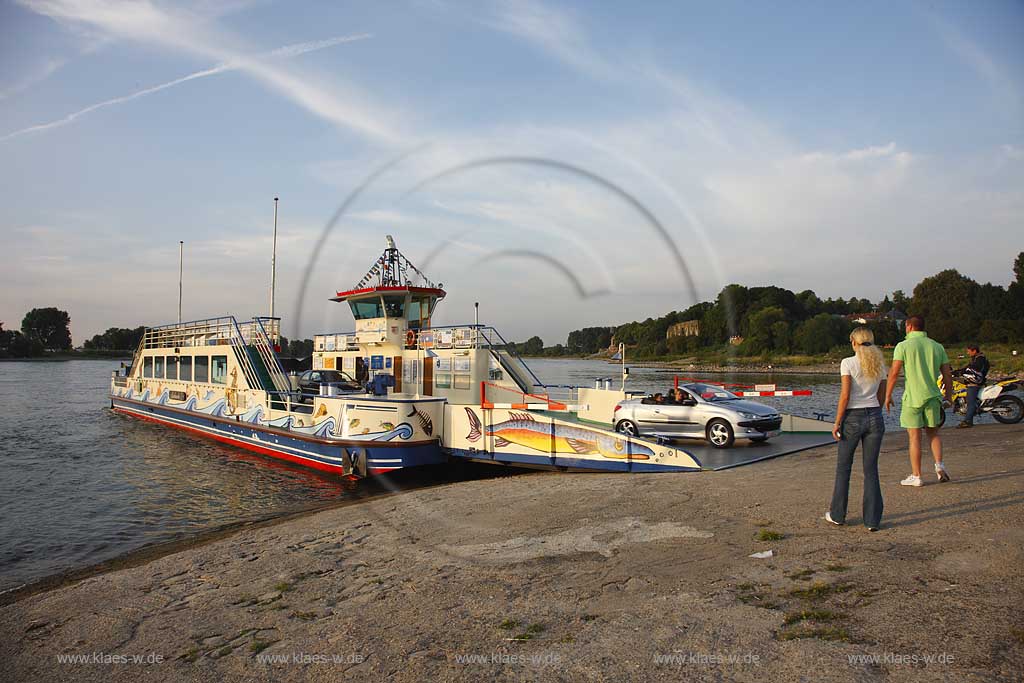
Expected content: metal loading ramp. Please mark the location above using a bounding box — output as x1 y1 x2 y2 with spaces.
643 412 835 471
683 431 836 470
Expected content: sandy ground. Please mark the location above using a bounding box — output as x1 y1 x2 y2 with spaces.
2 424 1022 682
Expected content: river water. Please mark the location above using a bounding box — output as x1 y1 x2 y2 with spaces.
0 357 960 593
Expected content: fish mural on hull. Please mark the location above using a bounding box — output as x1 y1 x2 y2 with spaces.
464 408 653 460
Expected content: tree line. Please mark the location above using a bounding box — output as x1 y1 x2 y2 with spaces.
1 307 318 360
6 253 1021 360
1 308 75 357
511 252 1024 359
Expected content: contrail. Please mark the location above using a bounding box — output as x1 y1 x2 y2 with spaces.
1 33 372 143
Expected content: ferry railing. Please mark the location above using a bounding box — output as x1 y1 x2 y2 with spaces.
474 326 546 389
309 323 540 385
309 322 549 390
130 334 146 374
134 315 305 411
142 315 241 349
228 318 266 399
313 332 359 352
251 317 292 394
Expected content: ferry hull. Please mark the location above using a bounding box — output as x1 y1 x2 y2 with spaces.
111 397 445 477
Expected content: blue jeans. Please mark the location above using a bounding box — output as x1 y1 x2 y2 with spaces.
830 407 885 528
964 385 980 424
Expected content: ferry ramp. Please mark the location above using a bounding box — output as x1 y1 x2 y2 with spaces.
537 411 835 470
444 406 834 473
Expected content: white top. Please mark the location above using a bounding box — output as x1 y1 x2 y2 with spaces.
840 355 886 409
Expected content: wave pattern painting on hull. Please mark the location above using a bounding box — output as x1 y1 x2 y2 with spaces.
109 386 446 477
113 386 426 443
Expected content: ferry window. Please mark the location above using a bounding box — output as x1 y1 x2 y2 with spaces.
166 356 178 380
194 356 209 383
349 298 383 320
211 355 228 384
143 356 153 378
383 295 406 318
154 356 164 379
411 296 435 329
179 356 192 381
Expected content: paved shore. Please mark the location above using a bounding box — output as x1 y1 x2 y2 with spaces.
2 425 1022 682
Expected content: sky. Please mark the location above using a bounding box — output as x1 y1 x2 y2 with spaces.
1 0 1022 345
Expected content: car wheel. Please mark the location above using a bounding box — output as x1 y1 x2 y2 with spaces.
706 419 735 449
615 419 639 436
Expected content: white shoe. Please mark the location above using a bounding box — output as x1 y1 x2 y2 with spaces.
900 474 923 487
935 463 950 483
824 512 843 526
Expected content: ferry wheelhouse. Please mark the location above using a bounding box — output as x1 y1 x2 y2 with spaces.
111 237 830 477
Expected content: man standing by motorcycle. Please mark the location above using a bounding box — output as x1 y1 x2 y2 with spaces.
956 344 990 428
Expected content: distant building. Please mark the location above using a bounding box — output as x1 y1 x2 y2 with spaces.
667 320 700 338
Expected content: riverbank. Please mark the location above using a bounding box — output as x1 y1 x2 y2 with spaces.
2 425 1022 682
529 354 843 375
629 358 841 375
0 353 130 362
554 343 1024 376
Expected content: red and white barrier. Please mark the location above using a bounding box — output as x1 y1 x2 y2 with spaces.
674 376 813 397
481 402 586 411
480 381 584 411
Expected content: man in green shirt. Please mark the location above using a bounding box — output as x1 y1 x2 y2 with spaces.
884 316 953 487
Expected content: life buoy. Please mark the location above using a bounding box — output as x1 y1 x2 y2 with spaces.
406 330 416 347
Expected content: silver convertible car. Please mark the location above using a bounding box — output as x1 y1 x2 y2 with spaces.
613 382 782 448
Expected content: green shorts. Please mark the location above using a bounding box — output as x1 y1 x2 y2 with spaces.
900 397 943 429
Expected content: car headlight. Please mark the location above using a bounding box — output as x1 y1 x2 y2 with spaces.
738 411 759 419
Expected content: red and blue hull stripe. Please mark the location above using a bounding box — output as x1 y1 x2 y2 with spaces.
111 396 445 477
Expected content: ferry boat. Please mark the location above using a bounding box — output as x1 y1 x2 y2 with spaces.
110 237 828 477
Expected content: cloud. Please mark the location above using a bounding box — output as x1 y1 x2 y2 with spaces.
1003 144 1024 161
15 1 401 143
0 57 68 100
480 0 614 80
1 33 372 142
793 142 913 166
925 10 1021 112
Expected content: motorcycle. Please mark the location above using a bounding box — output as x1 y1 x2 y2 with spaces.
937 372 1024 426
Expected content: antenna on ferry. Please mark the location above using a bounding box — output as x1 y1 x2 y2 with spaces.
178 240 183 324
270 197 279 320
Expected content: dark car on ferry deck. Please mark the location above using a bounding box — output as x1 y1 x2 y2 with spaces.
297 369 361 399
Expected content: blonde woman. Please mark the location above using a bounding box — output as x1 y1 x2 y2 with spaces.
826 327 887 531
